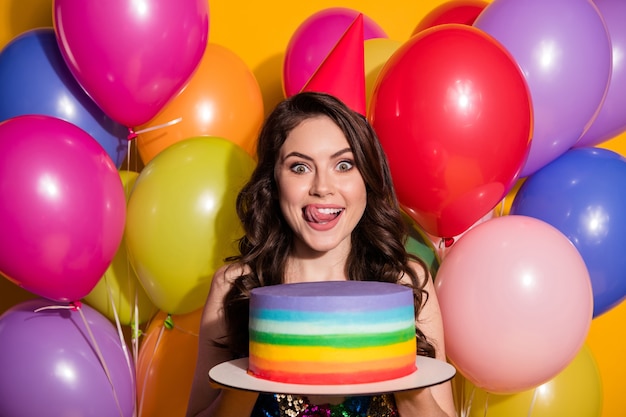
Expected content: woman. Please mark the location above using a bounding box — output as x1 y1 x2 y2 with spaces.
186 92 455 417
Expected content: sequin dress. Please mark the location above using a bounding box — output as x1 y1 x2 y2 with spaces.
251 393 399 417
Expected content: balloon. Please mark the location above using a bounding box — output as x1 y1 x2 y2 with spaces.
0 28 128 167
586 300 626 417
53 0 209 127
136 309 202 417
136 43 264 164
493 178 525 217
510 147 626 317
369 24 532 238
0 299 135 417
456 344 602 417
0 115 126 302
84 171 158 326
125 137 256 315
435 215 593 394
364 38 402 111
474 0 611 177
576 0 626 147
402 213 440 278
283 7 387 97
412 0 488 34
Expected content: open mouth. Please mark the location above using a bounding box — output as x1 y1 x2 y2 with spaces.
303 206 344 224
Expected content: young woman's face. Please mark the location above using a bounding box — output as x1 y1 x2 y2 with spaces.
275 116 367 255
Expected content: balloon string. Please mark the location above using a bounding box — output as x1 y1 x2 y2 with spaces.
126 117 183 141
137 319 167 417
463 384 475 417
34 302 125 417
483 392 489 417
526 388 538 417
104 276 138 417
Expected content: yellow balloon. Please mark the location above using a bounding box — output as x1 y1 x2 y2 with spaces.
84 170 158 325
364 38 402 110
125 137 256 315
454 344 602 417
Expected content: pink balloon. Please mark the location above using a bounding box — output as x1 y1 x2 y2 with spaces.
435 215 593 394
0 115 126 302
53 0 209 127
283 7 387 97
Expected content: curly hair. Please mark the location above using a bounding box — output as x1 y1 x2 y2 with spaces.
221 92 435 359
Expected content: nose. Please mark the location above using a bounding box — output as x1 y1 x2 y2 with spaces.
309 170 334 197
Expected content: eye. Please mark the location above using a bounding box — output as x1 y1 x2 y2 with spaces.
336 160 354 172
290 163 310 174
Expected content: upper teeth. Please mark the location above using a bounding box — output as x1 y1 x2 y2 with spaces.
318 208 342 214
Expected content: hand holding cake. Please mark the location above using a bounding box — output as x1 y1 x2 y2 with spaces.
186 92 456 417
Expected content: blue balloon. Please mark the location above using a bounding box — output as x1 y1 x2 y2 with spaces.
0 28 127 167
511 147 626 317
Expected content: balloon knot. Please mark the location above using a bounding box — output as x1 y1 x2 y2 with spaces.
164 314 174 330
69 300 82 311
443 237 455 248
127 128 138 141
131 321 144 339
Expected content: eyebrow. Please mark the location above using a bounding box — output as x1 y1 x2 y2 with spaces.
282 147 353 162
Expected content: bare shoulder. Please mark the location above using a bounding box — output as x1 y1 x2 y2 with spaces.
399 259 430 287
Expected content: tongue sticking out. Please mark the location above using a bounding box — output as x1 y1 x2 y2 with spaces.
304 206 340 223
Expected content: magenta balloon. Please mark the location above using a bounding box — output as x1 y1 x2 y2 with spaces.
53 0 209 127
283 7 387 97
435 215 593 394
474 0 611 176
0 115 126 302
577 0 626 147
0 299 135 417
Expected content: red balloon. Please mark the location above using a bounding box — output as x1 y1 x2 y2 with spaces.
369 24 532 238
412 0 488 35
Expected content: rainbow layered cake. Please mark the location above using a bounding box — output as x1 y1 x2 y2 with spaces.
248 280 417 384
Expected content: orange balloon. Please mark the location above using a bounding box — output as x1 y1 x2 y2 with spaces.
135 43 264 164
136 309 202 417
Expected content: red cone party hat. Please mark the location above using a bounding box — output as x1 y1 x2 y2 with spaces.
301 13 367 116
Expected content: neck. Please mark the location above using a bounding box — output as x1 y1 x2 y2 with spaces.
283 252 348 283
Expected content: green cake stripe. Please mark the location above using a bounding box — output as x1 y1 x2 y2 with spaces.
249 327 416 348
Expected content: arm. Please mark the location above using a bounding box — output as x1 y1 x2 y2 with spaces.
186 265 260 417
395 263 457 417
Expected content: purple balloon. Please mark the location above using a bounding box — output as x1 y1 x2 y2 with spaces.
283 7 387 97
577 0 626 147
474 0 611 176
0 299 135 417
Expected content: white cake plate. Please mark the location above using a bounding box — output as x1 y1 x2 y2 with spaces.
209 357 456 396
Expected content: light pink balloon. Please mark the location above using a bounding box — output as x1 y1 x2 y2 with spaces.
53 0 209 127
283 7 387 97
0 115 126 302
435 215 593 394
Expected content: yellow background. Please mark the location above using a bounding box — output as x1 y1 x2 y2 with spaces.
2 1 626 416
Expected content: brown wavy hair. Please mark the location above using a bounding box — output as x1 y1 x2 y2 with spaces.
221 92 435 359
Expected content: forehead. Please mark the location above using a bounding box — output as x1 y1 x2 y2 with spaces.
280 116 351 155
